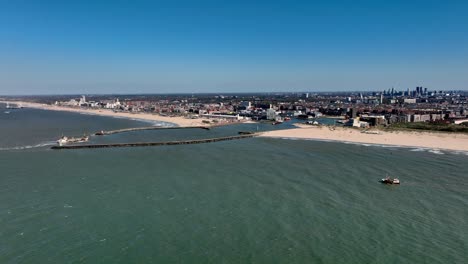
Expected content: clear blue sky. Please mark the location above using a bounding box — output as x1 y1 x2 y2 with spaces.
1 0 467 95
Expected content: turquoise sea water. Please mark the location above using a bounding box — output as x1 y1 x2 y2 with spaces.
0 107 467 263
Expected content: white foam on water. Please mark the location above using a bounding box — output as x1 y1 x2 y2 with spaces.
0 141 55 151
79 112 97 116
410 148 426 152
451 150 468 156
428 149 445 155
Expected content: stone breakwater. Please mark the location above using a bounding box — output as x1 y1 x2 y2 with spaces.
51 134 257 150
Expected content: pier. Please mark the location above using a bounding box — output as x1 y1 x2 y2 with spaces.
95 126 210 135
51 134 257 150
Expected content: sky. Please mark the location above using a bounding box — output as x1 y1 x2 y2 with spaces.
0 0 467 95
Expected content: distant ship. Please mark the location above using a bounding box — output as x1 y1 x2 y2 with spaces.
57 135 89 146
5 102 22 109
381 176 400 184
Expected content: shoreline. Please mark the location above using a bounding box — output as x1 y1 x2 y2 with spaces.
4 100 467 152
1 101 232 127
259 124 468 152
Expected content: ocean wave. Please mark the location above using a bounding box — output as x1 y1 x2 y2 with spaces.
427 149 445 155
0 141 55 151
409 148 426 152
78 112 98 116
338 141 448 155
451 151 468 156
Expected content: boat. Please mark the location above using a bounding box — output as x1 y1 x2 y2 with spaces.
272 121 283 125
361 130 381 134
57 135 89 146
305 120 319 125
4 111 10 114
5 102 21 109
284 117 291 121
381 176 400 184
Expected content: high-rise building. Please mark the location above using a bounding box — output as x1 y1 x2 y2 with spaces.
79 95 86 105
349 108 357 118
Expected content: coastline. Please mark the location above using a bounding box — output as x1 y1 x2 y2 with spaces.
4 100 467 152
259 124 468 152
3 101 215 127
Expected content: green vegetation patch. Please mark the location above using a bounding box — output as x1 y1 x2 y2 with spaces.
388 122 468 133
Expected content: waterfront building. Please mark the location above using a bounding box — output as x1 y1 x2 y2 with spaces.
266 108 277 120
344 117 369 128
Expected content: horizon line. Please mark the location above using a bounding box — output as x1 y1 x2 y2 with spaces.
1 89 468 97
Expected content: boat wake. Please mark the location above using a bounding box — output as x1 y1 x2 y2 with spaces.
0 141 56 151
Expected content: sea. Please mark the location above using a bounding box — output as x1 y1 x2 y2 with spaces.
1 105 467 263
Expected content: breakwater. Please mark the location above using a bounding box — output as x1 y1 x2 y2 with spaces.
95 126 210 135
51 134 256 150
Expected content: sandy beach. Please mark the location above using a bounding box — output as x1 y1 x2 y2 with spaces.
260 124 468 152
4 100 468 151
3 101 219 127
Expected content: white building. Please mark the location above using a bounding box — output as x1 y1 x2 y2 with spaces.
404 98 417 104
266 108 277 120
239 101 252 110
79 95 86 105
345 117 369 128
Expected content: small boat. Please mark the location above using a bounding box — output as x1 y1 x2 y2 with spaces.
57 135 89 146
4 111 10 114
5 102 20 109
272 121 283 125
381 176 400 184
305 120 319 125
284 117 291 121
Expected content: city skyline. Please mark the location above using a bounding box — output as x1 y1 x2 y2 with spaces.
1 0 468 95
